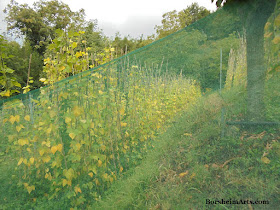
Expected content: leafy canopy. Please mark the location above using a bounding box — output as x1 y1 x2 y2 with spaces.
155 3 210 39
4 0 86 54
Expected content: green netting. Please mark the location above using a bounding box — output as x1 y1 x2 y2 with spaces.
0 1 280 208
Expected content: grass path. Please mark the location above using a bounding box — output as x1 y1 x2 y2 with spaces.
91 88 280 209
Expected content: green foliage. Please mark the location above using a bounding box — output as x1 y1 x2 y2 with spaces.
92 83 280 209
0 1 279 209
41 29 90 84
0 35 21 98
225 36 247 89
265 1 280 76
82 21 105 55
155 3 210 39
0 50 201 208
4 40 43 89
4 0 86 54
128 28 239 90
109 33 154 58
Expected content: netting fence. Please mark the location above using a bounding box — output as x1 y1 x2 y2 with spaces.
0 1 280 208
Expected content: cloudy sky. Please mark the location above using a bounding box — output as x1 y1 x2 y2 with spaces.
0 0 217 39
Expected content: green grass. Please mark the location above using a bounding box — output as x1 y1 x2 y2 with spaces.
90 78 280 209
1 76 279 209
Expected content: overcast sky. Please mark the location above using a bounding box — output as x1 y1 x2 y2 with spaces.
0 0 217 39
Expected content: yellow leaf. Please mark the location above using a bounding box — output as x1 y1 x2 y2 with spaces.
26 147 31 153
272 36 280 44
264 32 273 38
80 119 86 123
30 157 35 164
9 115 16 124
120 122 127 127
23 158 28 165
76 143 81 151
90 122 95 128
63 168 75 180
274 13 280 27
98 160 102 167
52 160 58 168
264 22 271 31
18 138 29 146
119 107 125 116
69 133 76 140
46 127 52 134
99 128 105 135
179 170 189 178
39 149 45 156
42 156 51 163
39 78 46 82
183 133 192 137
75 51 83 58
51 146 58 154
2 90 11 97
67 179 72 186
57 144 63 152
119 166 123 172
49 111 56 118
125 131 129 137
103 173 108 179
45 141 51 147
73 106 83 117
18 158 24 166
24 115 31 121
59 66 65 71
15 115 20 122
26 185 35 194
88 172 94 178
16 125 24 132
74 185 82 194
39 121 45 126
190 173 196 180
261 156 270 164
65 117 71 124
62 179 67 187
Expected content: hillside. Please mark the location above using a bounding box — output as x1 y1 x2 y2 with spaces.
91 75 280 209
0 1 280 209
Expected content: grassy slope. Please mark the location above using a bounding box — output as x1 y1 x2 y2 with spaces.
91 78 280 209
1 77 279 209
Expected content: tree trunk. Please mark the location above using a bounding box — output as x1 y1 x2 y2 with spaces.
245 0 276 121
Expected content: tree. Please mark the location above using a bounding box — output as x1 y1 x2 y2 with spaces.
4 0 86 55
0 35 21 98
83 20 104 54
4 40 43 89
155 3 210 39
212 0 277 121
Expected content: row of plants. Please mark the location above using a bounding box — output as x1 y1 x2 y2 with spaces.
0 48 201 208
